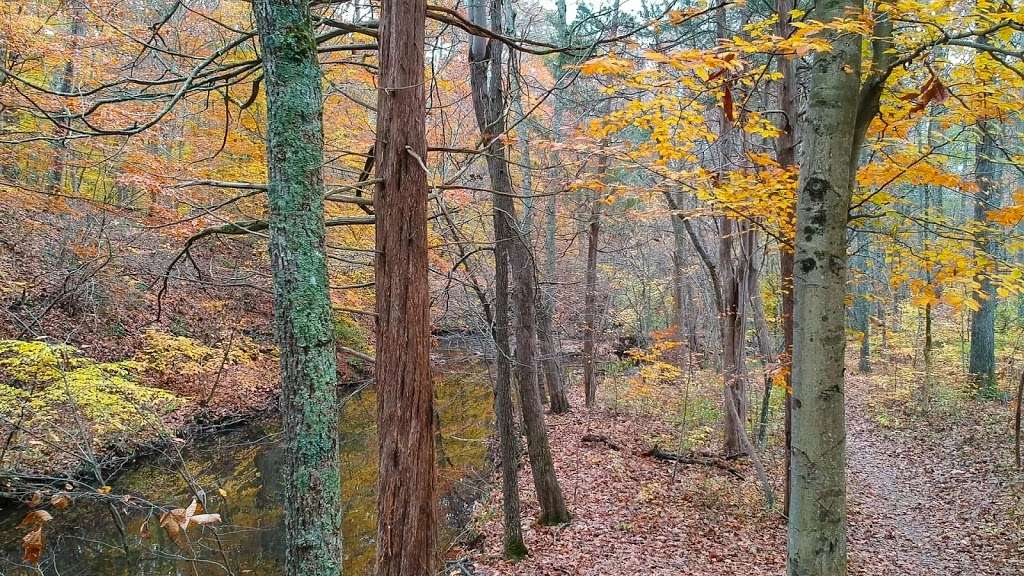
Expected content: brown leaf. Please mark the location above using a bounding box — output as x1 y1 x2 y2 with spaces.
29 491 43 507
722 82 735 122
17 510 53 529
22 527 43 565
50 493 71 510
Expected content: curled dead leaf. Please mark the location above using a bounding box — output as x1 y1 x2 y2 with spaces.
22 527 43 565
50 493 71 510
189 513 222 526
17 510 53 529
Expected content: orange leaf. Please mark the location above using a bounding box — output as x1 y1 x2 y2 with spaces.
22 527 43 565
17 510 53 529
723 82 735 122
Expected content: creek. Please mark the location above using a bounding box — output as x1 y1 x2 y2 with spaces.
0 350 494 575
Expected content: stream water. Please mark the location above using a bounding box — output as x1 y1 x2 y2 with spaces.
0 351 494 575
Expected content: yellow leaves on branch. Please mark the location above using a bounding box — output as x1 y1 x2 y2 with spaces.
987 190 1024 227
578 55 635 76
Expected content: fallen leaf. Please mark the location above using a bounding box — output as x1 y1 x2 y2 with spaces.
17 510 53 529
22 527 43 565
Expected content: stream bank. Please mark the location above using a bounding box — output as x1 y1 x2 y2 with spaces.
0 350 494 576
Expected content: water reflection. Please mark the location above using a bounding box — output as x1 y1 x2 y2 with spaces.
0 352 493 575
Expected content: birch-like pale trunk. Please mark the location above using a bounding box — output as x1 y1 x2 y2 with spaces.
787 0 863 571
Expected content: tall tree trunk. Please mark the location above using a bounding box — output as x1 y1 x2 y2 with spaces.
48 0 85 195
852 231 872 374
787 0 863 570
581 155 606 407
252 2 341 574
489 192 527 557
748 236 777 447
720 217 751 456
538 299 571 413
969 119 999 396
374 0 438 571
468 0 570 527
436 190 524 555
775 0 798 518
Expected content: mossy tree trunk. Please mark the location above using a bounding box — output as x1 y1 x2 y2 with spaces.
252 1 341 574
374 0 438 571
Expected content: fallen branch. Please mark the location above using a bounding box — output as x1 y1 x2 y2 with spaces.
641 445 745 480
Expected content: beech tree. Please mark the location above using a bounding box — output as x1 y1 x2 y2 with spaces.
969 120 999 395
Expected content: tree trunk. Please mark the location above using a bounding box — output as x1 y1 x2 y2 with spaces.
374 0 438 571
48 0 85 195
720 218 751 456
252 2 341 574
582 158 605 408
538 300 571 413
468 0 570 527
775 0 798 518
852 231 872 374
787 0 862 570
436 177 524 556
490 192 527 558
969 120 999 396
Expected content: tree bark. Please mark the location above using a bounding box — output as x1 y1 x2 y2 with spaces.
582 156 606 408
969 119 999 396
852 231 872 374
720 217 752 456
538 299 571 413
468 0 570 527
48 0 85 195
252 1 341 574
374 0 438 571
775 0 798 518
787 0 863 571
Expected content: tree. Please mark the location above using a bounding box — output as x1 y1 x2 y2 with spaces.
251 1 341 574
374 0 438 571
787 0 863 571
969 119 1000 396
468 0 570 527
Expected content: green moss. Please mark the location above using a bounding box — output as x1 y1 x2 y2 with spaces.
0 340 182 472
281 24 316 62
134 329 259 376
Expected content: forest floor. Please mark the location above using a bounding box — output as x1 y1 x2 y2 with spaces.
465 365 1024 575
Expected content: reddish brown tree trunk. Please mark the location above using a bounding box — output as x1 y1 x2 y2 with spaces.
374 0 437 571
